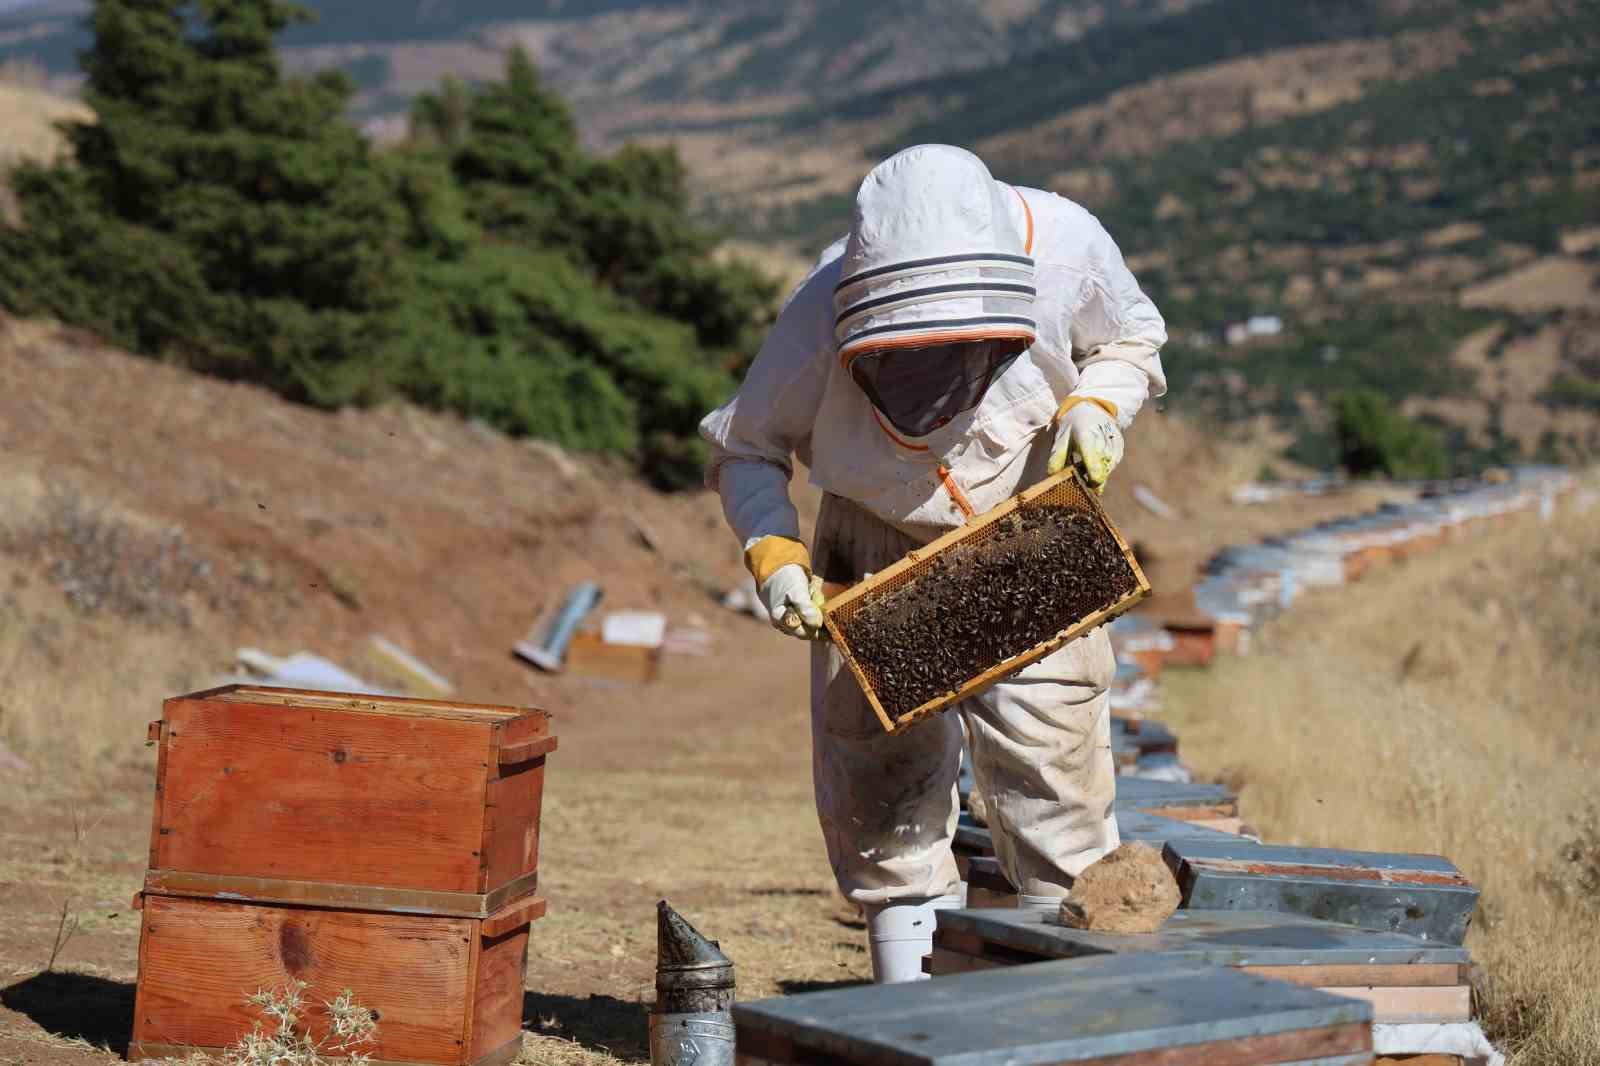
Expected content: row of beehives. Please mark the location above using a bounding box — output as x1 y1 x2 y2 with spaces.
1118 465 1580 673
727 472 1588 1066
738 744 1504 1066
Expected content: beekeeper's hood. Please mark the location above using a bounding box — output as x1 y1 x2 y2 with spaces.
833 145 1036 368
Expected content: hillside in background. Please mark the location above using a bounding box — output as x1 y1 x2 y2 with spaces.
0 0 1204 119
677 0 1600 472
3 0 1597 474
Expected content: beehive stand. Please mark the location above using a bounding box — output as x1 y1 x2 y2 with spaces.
132 685 557 1066
823 468 1150 734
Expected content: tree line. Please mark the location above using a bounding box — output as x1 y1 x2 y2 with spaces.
0 0 776 488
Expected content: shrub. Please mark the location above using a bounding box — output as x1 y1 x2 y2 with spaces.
1330 389 1447 479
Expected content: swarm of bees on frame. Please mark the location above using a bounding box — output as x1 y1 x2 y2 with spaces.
841 506 1138 719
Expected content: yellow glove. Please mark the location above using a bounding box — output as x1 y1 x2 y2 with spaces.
1049 397 1124 491
745 537 827 640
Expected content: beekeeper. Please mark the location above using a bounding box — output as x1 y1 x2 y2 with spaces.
700 144 1167 983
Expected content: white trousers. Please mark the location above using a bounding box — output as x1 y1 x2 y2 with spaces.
810 493 1121 905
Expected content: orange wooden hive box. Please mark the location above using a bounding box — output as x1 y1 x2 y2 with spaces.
131 685 557 1066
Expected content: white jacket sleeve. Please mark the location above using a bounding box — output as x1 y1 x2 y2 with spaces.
698 252 837 548
1067 215 1168 429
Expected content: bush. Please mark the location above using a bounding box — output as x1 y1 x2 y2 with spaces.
1330 389 1447 479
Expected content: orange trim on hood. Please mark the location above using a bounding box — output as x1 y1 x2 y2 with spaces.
840 326 1036 369
870 408 931 452
1011 186 1034 255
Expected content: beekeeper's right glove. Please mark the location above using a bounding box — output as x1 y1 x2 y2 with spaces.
1048 397 1124 490
747 537 827 640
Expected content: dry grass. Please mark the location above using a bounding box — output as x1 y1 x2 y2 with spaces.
0 472 228 779
1161 488 1600 1065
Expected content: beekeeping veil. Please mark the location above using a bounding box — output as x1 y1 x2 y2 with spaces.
834 145 1037 438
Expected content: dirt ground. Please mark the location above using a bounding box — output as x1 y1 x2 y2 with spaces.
0 314 1402 1065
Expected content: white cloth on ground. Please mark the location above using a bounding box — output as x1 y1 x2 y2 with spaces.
1372 1022 1502 1066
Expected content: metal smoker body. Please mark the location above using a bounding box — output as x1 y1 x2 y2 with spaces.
651 901 736 1066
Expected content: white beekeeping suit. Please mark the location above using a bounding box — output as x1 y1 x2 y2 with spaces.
700 144 1167 983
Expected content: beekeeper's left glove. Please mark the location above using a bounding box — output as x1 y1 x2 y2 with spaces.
1048 397 1123 490
746 536 827 640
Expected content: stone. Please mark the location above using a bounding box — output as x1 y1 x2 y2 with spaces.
1057 842 1181 934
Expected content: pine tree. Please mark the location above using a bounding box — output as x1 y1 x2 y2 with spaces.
449 46 583 245
1 0 406 402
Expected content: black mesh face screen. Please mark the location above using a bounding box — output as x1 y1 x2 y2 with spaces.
851 338 1026 438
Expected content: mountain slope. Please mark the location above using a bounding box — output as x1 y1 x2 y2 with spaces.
693 0 1600 470
0 0 1208 111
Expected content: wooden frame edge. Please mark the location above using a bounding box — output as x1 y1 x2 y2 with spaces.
141 868 541 919
818 469 1151 737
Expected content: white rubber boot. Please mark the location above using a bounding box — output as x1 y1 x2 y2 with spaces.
863 889 966 983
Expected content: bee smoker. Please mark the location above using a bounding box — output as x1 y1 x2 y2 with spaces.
650 901 736 1066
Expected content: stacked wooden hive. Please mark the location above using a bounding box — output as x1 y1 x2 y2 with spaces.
131 685 556 1066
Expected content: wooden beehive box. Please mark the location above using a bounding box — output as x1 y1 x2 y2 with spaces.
132 686 558 1065
930 909 1471 1025
1164 839 1479 946
1161 622 1217 667
823 469 1149 735
143 685 555 916
130 893 545 1065
735 953 1374 1066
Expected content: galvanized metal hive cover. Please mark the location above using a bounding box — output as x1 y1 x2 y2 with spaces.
1111 778 1235 812
936 908 1469 968
1117 810 1245 847
733 954 1373 1066
1164 839 1479 945
1110 717 1178 753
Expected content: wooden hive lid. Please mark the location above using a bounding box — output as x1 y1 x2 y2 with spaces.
733 953 1372 1066
189 684 544 724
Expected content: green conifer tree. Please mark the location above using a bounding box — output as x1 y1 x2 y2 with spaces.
0 0 406 402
